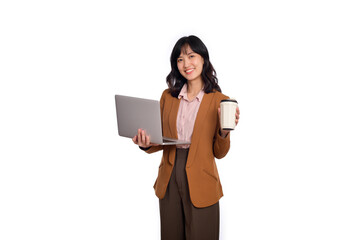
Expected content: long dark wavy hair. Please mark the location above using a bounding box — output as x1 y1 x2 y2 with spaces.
166 35 221 97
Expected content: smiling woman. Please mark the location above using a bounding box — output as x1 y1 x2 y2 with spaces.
132 35 240 240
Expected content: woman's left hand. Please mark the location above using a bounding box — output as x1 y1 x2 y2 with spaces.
217 106 240 137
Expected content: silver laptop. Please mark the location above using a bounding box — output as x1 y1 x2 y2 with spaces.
115 95 191 145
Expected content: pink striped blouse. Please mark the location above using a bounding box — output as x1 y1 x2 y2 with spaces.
176 83 205 149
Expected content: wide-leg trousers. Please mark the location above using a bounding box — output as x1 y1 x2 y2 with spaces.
159 148 219 240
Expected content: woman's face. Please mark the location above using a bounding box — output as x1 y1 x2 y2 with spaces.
177 45 204 83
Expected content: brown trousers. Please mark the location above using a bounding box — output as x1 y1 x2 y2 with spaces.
159 148 219 240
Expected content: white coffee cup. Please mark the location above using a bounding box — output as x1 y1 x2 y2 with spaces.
220 99 238 130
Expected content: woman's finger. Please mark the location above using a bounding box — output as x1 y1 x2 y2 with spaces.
146 135 150 146
137 129 142 145
235 108 239 125
132 135 137 144
142 130 146 144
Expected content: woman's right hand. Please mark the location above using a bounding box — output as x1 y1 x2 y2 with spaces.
132 128 159 148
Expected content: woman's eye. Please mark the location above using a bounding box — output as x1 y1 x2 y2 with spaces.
189 55 194 58
177 59 183 62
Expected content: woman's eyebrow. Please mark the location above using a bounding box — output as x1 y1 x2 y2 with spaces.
178 51 195 58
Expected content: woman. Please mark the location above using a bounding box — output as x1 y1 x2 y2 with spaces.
132 35 239 240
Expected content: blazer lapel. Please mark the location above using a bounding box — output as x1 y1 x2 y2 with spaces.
166 96 180 166
186 92 215 168
168 96 180 139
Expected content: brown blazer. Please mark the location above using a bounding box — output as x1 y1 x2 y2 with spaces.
143 88 231 208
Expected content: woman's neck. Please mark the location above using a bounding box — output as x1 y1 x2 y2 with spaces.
186 79 204 95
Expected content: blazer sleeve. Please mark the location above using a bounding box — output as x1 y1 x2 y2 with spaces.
213 94 231 159
140 89 167 154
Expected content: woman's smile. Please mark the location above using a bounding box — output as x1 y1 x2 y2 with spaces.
185 68 195 74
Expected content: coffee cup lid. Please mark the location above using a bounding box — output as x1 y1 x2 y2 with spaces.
221 99 237 103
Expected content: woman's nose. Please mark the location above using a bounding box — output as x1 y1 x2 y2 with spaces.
183 58 190 68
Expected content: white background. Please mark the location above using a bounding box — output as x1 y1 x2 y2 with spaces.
1 0 359 239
